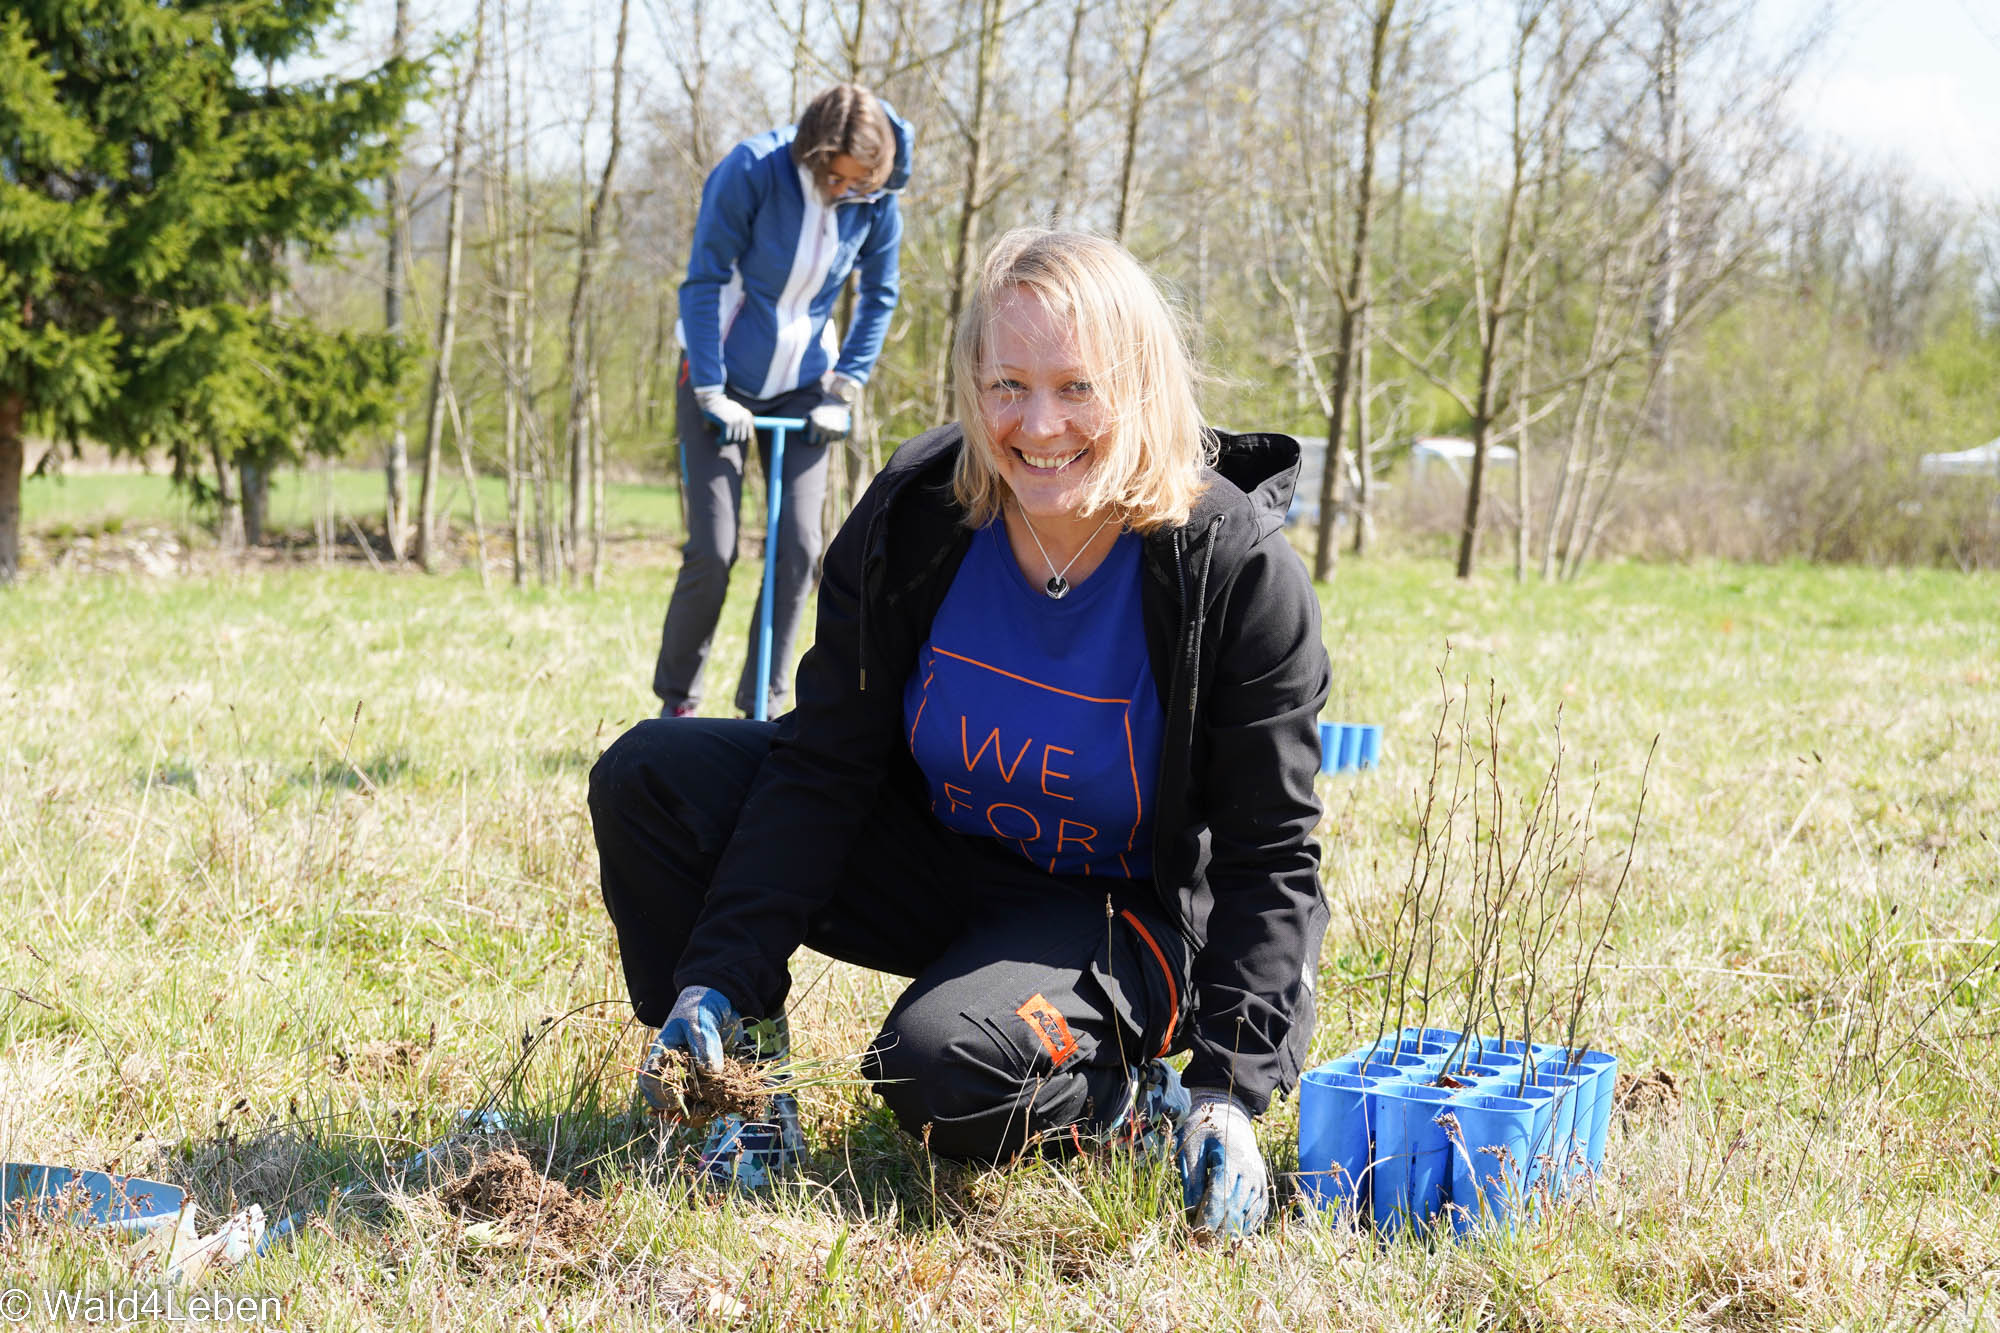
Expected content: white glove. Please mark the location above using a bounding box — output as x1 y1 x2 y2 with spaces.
807 401 851 444
694 386 755 445
823 371 863 405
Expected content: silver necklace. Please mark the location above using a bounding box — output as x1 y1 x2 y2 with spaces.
1016 508 1114 600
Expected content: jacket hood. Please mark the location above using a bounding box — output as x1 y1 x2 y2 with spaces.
1201 430 1304 542
834 99 914 204
873 424 1303 540
878 100 914 193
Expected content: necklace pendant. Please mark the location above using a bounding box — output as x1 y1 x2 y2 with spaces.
1044 575 1070 600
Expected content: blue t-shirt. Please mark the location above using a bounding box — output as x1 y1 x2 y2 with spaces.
902 519 1164 879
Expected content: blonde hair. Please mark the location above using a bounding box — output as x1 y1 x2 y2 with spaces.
951 229 1211 533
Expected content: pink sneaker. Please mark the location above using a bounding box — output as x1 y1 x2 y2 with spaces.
661 701 698 719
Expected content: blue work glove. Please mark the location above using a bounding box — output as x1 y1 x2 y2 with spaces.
1177 1092 1269 1237
638 985 739 1113
694 386 755 445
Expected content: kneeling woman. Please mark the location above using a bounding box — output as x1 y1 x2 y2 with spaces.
590 229 1329 1235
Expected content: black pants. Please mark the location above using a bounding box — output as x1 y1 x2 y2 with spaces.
589 717 1190 1163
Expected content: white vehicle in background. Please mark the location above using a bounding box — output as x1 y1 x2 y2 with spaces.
1406 436 1517 486
1282 434 1518 526
1919 435 2000 478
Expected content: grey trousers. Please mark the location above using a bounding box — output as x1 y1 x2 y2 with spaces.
653 361 832 716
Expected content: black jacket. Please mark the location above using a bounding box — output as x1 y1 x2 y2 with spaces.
676 424 1331 1114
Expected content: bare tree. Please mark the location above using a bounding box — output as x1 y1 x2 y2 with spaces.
1312 0 1397 582
563 0 631 576
415 0 487 572
936 0 1007 417
1111 0 1176 241
485 0 529 585
384 0 413 562
1375 0 1625 578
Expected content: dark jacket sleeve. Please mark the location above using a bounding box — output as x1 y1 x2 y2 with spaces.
1179 530 1330 1113
670 470 906 1014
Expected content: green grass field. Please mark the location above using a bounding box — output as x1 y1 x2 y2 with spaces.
19 465 687 548
2 481 1997 1329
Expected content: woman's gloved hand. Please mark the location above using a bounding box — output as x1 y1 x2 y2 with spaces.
807 400 851 444
658 984 739 1073
809 371 860 445
694 387 756 445
1177 1092 1269 1237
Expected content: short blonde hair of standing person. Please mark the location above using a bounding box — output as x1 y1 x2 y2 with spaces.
951 229 1211 534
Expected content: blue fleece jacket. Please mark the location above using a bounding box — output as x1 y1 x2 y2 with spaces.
677 104 913 400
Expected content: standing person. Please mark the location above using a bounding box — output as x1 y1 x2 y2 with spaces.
654 84 913 719
594 229 1330 1237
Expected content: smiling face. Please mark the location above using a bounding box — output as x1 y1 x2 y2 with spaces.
976 286 1110 531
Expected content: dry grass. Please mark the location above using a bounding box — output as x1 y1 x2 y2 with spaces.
2 550 1997 1328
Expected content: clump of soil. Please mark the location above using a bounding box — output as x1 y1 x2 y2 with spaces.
641 1046 771 1124
438 1149 600 1252
331 1039 430 1076
1616 1067 1682 1119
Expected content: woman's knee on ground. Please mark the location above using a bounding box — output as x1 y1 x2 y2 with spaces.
862 997 1089 1163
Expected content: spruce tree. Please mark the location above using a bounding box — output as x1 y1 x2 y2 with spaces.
0 0 416 580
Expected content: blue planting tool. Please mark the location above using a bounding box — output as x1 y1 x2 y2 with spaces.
1 1163 185 1236
748 416 806 722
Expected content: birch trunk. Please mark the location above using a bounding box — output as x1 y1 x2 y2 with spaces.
938 0 1005 418
564 0 629 576
384 0 412 562
1315 0 1395 582
415 0 485 572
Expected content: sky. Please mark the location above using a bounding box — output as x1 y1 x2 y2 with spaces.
1775 0 2000 203
308 0 2000 208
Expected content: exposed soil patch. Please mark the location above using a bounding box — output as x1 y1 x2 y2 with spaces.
1617 1067 1683 1119
438 1149 600 1253
331 1039 432 1076
641 1046 770 1124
